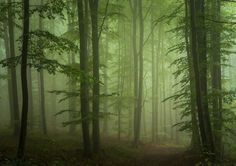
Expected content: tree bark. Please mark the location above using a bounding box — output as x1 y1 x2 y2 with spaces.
78 0 92 157
17 0 30 159
184 0 201 152
38 0 47 135
133 0 144 147
67 0 77 134
151 11 157 143
7 0 20 136
89 0 100 153
189 0 215 161
210 0 222 161
3 20 14 130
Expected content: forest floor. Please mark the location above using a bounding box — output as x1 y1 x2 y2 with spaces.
0 131 235 166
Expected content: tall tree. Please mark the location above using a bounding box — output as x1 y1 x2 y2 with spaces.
3 17 14 130
7 0 20 136
210 0 222 161
89 0 100 153
38 0 47 135
67 0 77 134
102 34 109 136
184 0 200 151
77 0 92 157
129 0 139 146
189 0 215 161
151 8 157 143
17 0 30 159
133 0 144 147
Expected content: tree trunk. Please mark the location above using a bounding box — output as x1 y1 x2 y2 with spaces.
103 34 108 136
67 0 77 134
7 0 20 136
28 66 34 129
210 0 222 161
38 0 47 135
151 12 157 143
89 0 100 153
3 20 14 129
184 0 200 152
189 0 215 161
17 0 30 159
134 0 144 147
77 0 92 157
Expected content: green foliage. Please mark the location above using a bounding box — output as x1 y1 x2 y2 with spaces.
29 0 67 20
0 74 8 80
61 111 117 127
0 0 67 21
49 90 80 103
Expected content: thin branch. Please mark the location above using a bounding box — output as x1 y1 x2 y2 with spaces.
206 18 236 25
143 1 152 21
98 0 109 39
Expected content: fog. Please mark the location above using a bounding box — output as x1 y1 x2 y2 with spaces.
0 0 236 165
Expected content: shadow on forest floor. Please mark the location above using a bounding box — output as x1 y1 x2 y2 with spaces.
0 131 235 166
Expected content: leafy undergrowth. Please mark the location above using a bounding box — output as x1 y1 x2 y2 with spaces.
0 131 235 166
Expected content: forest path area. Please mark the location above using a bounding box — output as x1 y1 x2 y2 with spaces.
123 144 200 166
0 133 209 166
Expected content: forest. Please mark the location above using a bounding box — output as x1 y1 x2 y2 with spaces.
0 0 236 165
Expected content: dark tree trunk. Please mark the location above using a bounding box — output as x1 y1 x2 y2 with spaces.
89 0 100 153
189 0 215 161
184 0 201 152
195 0 215 155
210 0 222 161
17 0 30 159
77 0 92 157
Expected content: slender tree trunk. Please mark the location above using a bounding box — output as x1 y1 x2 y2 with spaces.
184 0 201 151
134 0 144 147
155 27 161 143
103 34 108 136
67 0 77 134
78 0 92 157
117 23 122 140
7 0 20 136
161 43 166 139
17 0 30 159
38 70 47 135
3 21 14 129
151 12 157 143
51 76 57 132
38 0 47 135
28 67 34 129
129 0 139 146
89 0 100 153
210 0 222 161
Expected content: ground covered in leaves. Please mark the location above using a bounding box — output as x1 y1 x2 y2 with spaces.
0 131 235 166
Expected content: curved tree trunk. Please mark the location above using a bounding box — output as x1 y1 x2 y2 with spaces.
17 0 30 159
